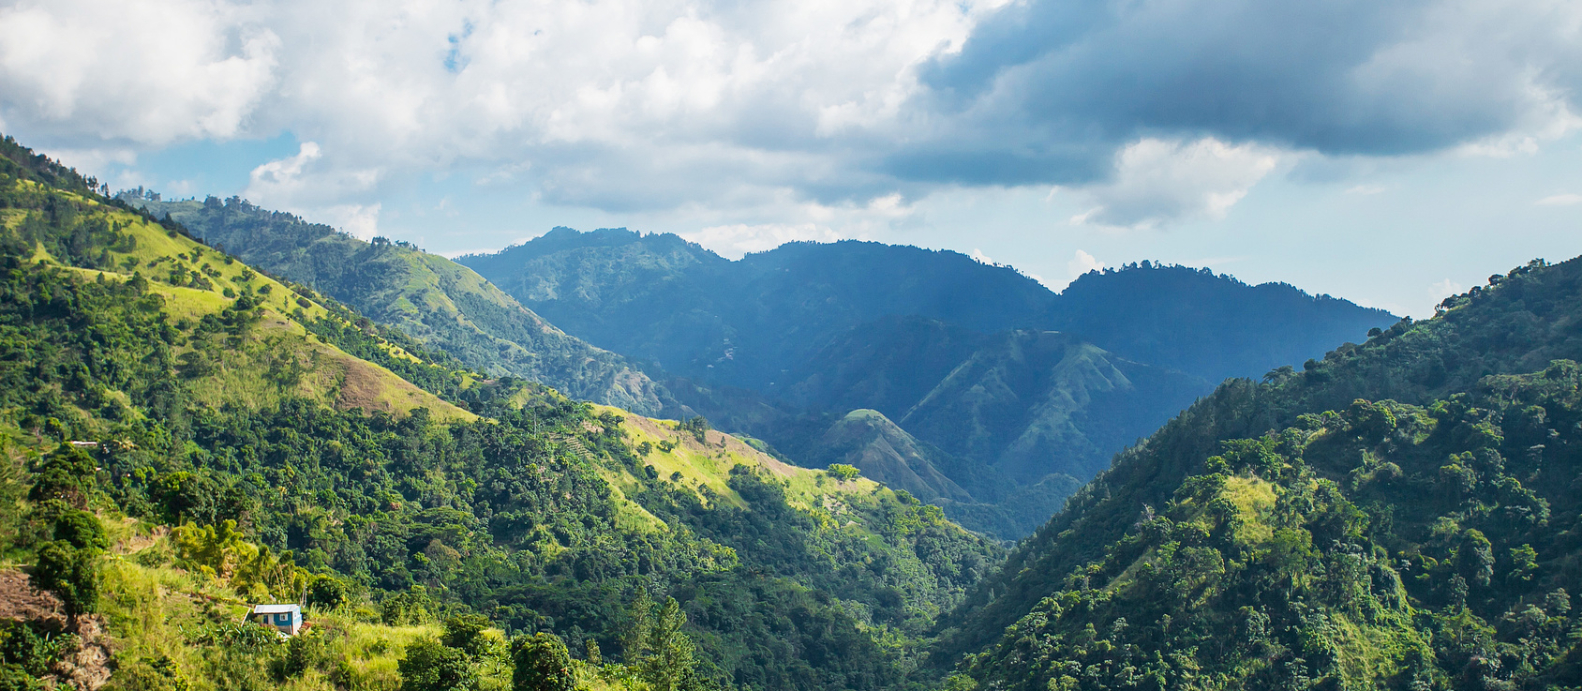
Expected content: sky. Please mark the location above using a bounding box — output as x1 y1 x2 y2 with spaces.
2 0 1580 317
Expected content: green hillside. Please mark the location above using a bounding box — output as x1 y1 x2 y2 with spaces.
0 136 1002 691
127 196 668 416
936 256 1582 689
802 409 973 505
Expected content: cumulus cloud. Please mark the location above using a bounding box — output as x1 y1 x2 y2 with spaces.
1067 250 1104 277
912 0 1582 181
1068 138 1281 230
682 222 843 258
0 0 278 145
2 0 1580 233
243 141 385 235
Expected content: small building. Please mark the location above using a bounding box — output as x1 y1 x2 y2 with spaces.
249 604 303 636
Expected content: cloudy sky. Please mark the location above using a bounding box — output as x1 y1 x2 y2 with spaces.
3 0 1580 316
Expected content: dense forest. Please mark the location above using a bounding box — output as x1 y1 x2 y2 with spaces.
936 256 1582 689
0 136 1000 691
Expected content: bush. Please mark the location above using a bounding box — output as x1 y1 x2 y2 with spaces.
398 638 472 691
0 620 63 677
31 541 98 616
827 464 860 482
0 664 41 691
304 575 350 610
511 632 573 691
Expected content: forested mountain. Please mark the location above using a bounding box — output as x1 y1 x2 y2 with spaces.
459 229 1391 537
1050 264 1408 384
0 136 1001 691
458 228 1394 390
934 256 1582 689
126 196 669 416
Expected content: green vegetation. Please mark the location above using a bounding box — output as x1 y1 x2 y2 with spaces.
937 256 1582 689
0 136 1000 691
128 194 667 416
458 229 1391 539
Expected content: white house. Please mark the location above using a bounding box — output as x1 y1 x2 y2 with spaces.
250 604 303 636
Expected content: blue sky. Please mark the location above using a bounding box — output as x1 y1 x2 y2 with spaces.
3 0 1580 317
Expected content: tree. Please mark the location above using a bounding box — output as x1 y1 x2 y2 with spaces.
643 598 698 691
443 614 493 658
52 509 108 551
304 575 350 610
827 464 860 482
511 632 574 691
398 638 473 691
28 444 96 508
622 589 654 662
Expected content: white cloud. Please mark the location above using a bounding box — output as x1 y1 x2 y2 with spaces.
319 203 383 240
1428 278 1464 304
1346 185 1387 196
1536 193 1582 206
970 248 993 264
1068 138 1282 230
244 141 384 236
1067 250 1104 279
3 0 1581 231
0 0 277 145
682 222 842 258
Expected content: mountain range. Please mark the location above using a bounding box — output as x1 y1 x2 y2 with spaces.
8 131 1582 690
109 204 1396 538
457 227 1395 535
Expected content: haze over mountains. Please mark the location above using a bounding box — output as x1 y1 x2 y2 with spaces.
458 227 1396 534
108 201 1397 537
459 227 1394 388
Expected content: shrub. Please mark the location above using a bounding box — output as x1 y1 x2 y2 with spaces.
32 541 98 616
511 632 573 691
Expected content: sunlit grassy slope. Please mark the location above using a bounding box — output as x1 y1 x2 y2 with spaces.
3 182 470 423
132 197 667 416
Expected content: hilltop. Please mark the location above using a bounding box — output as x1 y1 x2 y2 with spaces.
458 228 1394 390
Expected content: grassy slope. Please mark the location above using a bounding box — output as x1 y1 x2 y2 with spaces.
4 184 470 423
132 199 666 417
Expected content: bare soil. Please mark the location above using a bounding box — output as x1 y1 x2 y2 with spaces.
0 569 115 690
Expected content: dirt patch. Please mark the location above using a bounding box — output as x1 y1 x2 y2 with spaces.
0 569 66 628
55 614 115 691
334 360 399 414
0 569 114 690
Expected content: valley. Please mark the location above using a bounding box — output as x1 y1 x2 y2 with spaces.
5 133 1580 691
